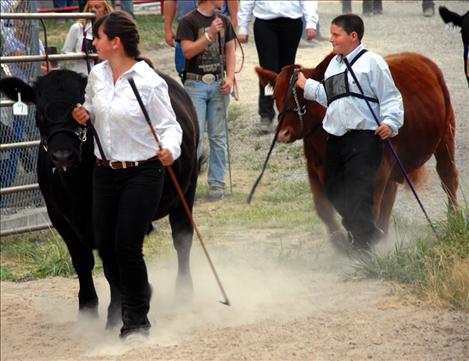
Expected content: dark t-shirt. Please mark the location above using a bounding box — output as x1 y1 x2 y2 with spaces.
176 9 235 76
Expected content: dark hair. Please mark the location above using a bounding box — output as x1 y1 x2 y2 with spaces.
331 14 364 41
92 10 140 59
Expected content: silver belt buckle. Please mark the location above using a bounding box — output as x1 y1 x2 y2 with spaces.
201 73 216 84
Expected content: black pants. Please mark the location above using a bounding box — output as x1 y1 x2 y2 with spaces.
342 0 383 14
422 0 434 11
325 130 383 245
254 17 303 121
93 160 164 335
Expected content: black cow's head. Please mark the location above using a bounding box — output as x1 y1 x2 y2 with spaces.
0 70 88 169
439 6 469 86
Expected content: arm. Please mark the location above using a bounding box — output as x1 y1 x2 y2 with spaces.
149 83 183 163
237 0 255 42
163 0 177 47
62 23 80 53
296 72 328 107
370 58 404 138
226 0 239 30
301 0 318 40
220 39 236 95
180 17 223 60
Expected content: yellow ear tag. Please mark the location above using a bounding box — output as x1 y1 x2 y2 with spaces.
13 92 28 116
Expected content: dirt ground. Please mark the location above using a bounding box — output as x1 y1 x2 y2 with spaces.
1 1 468 361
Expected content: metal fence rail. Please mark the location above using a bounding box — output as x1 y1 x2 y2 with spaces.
0 8 99 236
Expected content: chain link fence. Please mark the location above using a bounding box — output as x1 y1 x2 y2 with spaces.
1 0 49 235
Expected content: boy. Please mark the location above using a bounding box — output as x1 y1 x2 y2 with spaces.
296 14 404 250
176 0 236 201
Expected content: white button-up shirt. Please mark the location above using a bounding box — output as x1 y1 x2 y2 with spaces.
83 60 182 162
303 44 404 137
238 0 318 35
62 22 93 75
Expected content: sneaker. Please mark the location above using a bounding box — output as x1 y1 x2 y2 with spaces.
423 8 434 17
207 187 224 201
259 117 273 134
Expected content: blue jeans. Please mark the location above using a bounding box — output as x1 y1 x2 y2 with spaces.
175 43 185 80
184 80 228 189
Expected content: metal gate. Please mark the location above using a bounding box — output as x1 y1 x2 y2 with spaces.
0 2 96 236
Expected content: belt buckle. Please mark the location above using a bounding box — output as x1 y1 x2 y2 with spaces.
201 73 215 84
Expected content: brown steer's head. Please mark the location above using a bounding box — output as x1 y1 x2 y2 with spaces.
255 53 335 143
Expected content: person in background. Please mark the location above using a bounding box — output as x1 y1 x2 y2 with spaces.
1 0 48 190
341 0 382 16
72 11 182 339
295 14 403 250
422 0 435 17
237 0 318 133
176 0 236 201
62 0 113 75
164 0 238 81
53 0 74 9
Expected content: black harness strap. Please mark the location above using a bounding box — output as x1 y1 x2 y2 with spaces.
325 49 379 106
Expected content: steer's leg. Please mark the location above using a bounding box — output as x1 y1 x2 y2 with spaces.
434 131 459 212
168 180 196 302
47 207 98 315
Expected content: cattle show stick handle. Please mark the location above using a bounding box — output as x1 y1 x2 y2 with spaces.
343 58 438 238
217 21 233 194
127 77 231 306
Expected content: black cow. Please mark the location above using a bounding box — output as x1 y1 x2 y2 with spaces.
0 69 199 319
439 6 469 86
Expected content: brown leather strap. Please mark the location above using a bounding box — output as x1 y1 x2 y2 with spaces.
96 155 159 169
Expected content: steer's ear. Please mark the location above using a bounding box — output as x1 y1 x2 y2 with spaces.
0 77 36 104
255 66 278 88
438 6 463 27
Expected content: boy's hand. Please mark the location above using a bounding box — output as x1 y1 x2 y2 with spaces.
296 72 307 90
375 124 392 140
72 104 90 125
220 77 233 95
208 17 224 40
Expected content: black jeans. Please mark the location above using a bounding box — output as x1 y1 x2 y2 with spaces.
254 17 303 121
325 130 383 245
93 160 164 335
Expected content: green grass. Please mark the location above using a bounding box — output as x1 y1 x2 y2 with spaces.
353 204 469 310
39 14 165 52
1 231 76 280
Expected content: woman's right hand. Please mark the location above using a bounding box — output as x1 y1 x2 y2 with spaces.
72 103 90 125
238 34 248 43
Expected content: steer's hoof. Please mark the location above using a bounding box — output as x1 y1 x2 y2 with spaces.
175 275 194 305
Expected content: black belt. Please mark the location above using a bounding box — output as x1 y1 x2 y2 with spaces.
185 72 223 84
96 155 159 169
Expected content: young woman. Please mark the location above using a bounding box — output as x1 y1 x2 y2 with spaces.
62 0 113 75
72 11 182 339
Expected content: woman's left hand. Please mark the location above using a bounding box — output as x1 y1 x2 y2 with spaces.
158 148 174 166
220 77 233 96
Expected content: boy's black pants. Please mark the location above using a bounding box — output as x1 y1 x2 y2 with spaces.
92 160 164 334
253 17 303 121
325 130 383 246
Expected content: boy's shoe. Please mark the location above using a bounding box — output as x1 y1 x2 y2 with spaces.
207 186 224 201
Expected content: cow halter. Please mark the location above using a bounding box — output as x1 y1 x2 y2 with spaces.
277 68 307 130
40 100 88 152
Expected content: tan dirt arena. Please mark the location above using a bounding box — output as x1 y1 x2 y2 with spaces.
1 1 468 360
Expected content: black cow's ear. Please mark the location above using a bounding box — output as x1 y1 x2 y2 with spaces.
0 77 37 104
438 6 463 27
